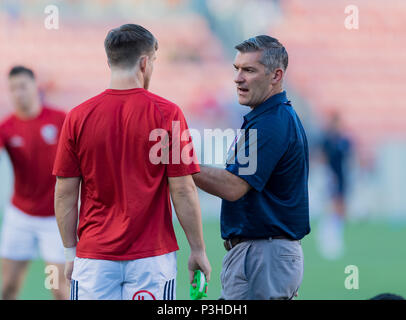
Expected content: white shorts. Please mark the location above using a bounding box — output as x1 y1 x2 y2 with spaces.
0 204 65 263
70 252 177 300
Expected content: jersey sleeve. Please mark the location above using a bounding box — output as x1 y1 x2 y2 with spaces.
52 111 81 177
225 117 289 192
166 107 200 177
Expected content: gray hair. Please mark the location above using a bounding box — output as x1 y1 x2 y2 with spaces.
235 35 288 73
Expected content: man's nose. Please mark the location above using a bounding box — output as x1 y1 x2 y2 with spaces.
234 72 244 84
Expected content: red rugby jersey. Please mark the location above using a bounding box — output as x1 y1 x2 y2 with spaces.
0 107 66 216
53 88 200 260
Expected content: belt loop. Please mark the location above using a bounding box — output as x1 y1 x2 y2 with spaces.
268 236 273 242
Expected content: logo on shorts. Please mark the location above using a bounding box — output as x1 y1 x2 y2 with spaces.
132 290 156 300
41 124 58 145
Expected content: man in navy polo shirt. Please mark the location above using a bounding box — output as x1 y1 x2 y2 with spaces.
193 35 310 300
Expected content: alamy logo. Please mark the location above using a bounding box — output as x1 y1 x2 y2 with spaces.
344 5 359 30
344 265 359 290
148 122 258 175
44 5 59 30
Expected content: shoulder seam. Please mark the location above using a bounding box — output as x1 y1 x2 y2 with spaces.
70 91 107 114
138 91 176 130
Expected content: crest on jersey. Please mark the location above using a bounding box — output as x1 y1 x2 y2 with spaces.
9 135 24 148
41 124 58 145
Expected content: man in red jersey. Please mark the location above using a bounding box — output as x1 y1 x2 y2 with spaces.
0 66 68 299
53 24 211 300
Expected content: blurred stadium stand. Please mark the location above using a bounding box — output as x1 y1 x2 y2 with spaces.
272 0 406 155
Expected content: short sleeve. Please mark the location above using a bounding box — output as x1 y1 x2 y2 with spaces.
226 118 289 192
166 107 200 177
52 111 81 177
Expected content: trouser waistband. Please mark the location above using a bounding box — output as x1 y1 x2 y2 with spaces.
224 236 299 251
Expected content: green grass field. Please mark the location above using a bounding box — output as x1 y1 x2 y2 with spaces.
0 218 405 300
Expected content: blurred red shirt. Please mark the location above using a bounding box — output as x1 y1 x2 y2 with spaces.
0 106 66 217
53 88 200 260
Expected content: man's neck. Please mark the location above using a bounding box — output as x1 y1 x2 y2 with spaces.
109 69 143 90
15 101 42 120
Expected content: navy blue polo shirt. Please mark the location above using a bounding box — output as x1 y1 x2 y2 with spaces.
221 91 310 240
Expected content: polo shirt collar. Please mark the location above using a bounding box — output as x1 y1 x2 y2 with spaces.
243 91 289 123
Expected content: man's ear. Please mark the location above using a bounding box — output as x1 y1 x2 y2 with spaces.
271 68 284 84
139 56 148 73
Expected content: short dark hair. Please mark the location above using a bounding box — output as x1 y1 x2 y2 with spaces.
104 24 158 68
235 35 288 73
8 66 35 79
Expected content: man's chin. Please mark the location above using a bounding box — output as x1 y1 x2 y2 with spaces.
17 103 31 112
238 98 251 107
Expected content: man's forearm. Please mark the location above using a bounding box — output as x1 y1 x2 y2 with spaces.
193 165 237 201
54 179 79 248
170 183 205 252
55 197 78 248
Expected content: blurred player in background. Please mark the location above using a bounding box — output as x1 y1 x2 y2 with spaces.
53 24 211 300
317 112 352 260
0 66 68 299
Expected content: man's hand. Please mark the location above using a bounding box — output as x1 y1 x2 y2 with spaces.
64 261 74 281
188 249 211 288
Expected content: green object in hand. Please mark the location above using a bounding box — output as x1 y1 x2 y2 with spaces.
190 270 208 300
